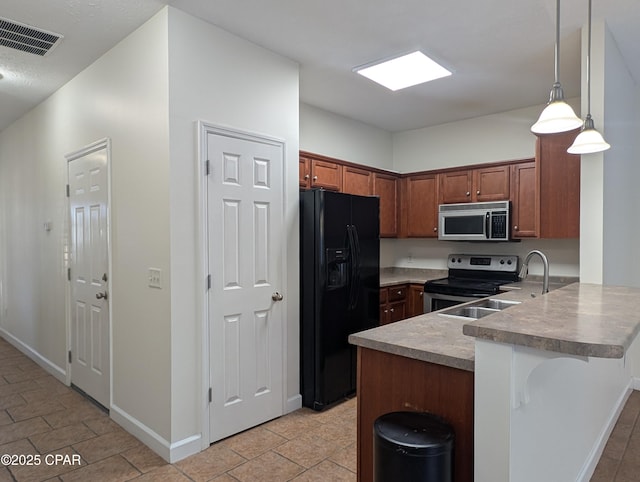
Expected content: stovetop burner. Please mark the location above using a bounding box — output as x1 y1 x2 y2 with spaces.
424 254 520 297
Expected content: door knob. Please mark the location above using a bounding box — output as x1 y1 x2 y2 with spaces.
272 292 283 301
96 291 108 300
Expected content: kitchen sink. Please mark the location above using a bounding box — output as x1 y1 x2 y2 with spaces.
438 298 521 320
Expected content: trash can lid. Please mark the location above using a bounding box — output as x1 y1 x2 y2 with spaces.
374 411 454 452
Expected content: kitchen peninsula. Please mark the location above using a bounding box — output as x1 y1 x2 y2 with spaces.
349 283 640 482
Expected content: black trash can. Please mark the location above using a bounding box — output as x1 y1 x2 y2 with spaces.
373 411 454 482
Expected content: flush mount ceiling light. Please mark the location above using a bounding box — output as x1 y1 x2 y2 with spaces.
568 0 610 154
531 0 583 134
355 51 451 91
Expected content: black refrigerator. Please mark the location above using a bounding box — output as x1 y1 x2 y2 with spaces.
300 189 380 411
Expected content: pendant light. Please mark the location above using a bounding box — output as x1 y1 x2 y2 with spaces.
567 0 610 154
531 0 583 134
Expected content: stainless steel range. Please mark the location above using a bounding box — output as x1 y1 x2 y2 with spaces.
423 254 519 313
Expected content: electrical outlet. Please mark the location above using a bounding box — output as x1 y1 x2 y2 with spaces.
148 268 162 289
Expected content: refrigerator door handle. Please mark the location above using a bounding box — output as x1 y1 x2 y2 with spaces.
346 224 361 311
346 225 358 310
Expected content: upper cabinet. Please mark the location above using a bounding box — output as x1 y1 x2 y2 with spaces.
401 174 439 238
373 173 399 238
299 154 342 191
510 161 538 238
343 165 373 196
536 130 580 238
440 165 510 204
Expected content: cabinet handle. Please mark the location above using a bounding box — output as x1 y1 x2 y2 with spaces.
433 227 437 232
477 190 481 195
397 290 402 295
466 191 470 196
304 174 309 180
312 175 318 181
514 225 519 231
390 308 394 313
419 292 423 296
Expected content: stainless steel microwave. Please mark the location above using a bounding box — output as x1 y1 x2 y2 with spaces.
438 201 510 241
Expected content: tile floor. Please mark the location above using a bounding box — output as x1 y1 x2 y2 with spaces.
2 333 639 482
0 336 356 481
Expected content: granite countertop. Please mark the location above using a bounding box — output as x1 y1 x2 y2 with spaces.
350 281 640 372
379 267 447 287
463 283 640 359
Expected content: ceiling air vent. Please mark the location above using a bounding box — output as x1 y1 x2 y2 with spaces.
0 17 63 56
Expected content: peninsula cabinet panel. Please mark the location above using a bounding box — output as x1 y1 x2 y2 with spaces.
473 165 510 202
407 284 425 318
402 174 438 237
537 131 581 238
373 172 399 237
510 161 538 238
310 159 342 191
439 170 472 204
356 347 474 482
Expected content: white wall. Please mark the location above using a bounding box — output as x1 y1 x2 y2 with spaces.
0 9 173 438
392 102 577 172
166 7 300 451
300 103 394 170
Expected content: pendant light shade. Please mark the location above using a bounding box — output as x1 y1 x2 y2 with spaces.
531 0 583 134
567 116 610 154
568 0 610 154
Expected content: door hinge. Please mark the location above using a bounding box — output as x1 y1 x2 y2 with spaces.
68 350 72 363
67 267 71 281
208 387 212 403
207 274 211 290
205 160 210 176
66 184 70 197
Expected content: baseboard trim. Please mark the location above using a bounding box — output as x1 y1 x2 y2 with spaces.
0 329 66 384
631 377 640 391
577 382 632 482
286 394 302 414
110 404 201 463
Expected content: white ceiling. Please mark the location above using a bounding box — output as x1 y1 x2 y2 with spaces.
0 0 638 133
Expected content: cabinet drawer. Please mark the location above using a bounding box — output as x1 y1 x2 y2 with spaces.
388 285 407 302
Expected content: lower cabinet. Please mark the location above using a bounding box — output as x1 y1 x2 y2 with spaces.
380 283 425 324
380 285 407 325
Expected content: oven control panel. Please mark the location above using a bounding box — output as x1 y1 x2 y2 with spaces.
447 254 518 273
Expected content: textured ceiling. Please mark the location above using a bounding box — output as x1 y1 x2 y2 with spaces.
0 0 638 133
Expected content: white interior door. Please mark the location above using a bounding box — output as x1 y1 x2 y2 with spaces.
207 129 284 442
68 141 110 408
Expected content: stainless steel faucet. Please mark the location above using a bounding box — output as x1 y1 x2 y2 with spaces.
519 250 549 294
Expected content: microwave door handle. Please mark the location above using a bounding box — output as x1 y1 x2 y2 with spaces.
485 212 490 239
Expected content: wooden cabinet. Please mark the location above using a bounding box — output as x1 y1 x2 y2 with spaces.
407 284 425 318
510 161 538 238
401 174 439 237
299 156 311 188
299 154 342 191
379 285 407 325
440 165 510 204
373 173 399 237
439 170 472 204
537 131 580 238
342 165 373 196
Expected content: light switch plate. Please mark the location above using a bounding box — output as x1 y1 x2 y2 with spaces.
148 268 162 289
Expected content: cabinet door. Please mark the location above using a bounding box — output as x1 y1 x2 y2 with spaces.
342 165 373 196
537 131 580 238
388 301 406 323
473 165 510 202
299 157 311 189
404 174 438 237
440 170 472 204
407 284 425 318
373 173 399 238
311 160 342 191
510 162 538 238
